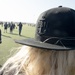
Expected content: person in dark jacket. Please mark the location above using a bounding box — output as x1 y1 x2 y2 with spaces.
18 22 23 36
4 22 8 33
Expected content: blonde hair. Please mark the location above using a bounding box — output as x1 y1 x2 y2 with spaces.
0 46 75 75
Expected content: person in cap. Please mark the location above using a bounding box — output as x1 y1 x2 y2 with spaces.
0 6 75 75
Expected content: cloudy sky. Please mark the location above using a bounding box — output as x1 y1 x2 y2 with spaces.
0 0 75 23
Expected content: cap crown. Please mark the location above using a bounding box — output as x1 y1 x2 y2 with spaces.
35 7 75 47
36 7 75 41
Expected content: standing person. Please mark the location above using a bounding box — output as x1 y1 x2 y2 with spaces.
4 22 8 33
18 22 23 36
0 6 75 75
10 22 14 34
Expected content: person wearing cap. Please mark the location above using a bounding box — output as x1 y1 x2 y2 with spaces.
0 6 75 75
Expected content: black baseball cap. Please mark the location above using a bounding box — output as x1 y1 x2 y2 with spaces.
15 6 75 50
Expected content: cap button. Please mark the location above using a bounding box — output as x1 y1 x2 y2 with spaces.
58 6 62 7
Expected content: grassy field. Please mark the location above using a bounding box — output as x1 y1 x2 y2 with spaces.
0 24 35 65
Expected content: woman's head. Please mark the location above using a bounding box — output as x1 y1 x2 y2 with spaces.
1 6 75 75
1 46 75 75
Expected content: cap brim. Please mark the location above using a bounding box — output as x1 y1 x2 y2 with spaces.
15 38 73 50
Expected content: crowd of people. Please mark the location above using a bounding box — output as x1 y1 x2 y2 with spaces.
3 22 23 35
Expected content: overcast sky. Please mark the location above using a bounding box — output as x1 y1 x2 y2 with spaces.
0 0 75 23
